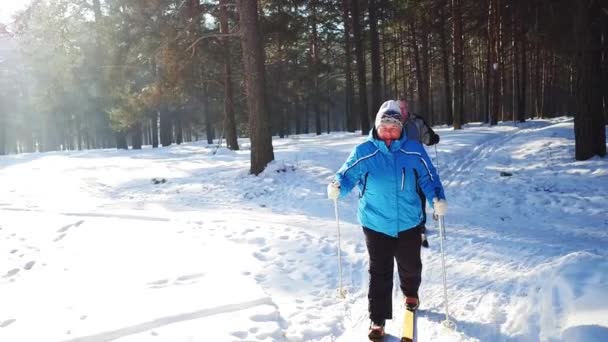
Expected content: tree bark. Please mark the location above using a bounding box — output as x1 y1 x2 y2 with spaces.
421 15 431 121
517 16 527 123
310 0 322 135
452 0 464 129
159 104 172 147
574 0 606 160
368 0 382 115
342 0 356 132
491 0 500 125
115 131 128 150
352 0 370 134
201 82 214 145
439 0 453 125
410 21 427 118
175 110 183 144
131 123 143 149
151 112 159 148
219 0 239 150
238 0 274 175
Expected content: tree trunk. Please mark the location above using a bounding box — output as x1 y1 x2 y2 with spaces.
310 0 322 135
352 0 370 134
342 0 356 132
485 0 492 124
202 83 214 144
131 123 143 149
399 23 409 100
491 0 500 125
381 22 389 98
219 0 239 150
574 0 606 160
439 0 453 125
517 20 527 123
604 17 608 123
238 0 274 175
368 0 382 115
410 21 427 118
115 131 128 150
0 108 5 155
175 110 183 144
159 104 172 147
452 0 464 129
151 112 159 148
421 16 431 121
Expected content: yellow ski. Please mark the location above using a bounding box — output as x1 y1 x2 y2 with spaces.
401 308 416 342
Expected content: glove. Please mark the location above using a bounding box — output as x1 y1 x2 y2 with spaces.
433 198 448 216
327 181 340 200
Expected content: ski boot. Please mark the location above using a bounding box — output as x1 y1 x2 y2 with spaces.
405 297 419 311
368 319 385 341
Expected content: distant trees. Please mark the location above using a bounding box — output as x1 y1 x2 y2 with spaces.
0 0 605 163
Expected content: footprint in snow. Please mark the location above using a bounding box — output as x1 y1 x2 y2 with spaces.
57 220 85 233
0 319 16 327
176 273 205 282
254 274 266 282
24 261 35 270
253 252 270 262
3 268 19 278
248 237 266 245
320 245 334 255
250 312 278 322
231 331 248 339
147 279 169 287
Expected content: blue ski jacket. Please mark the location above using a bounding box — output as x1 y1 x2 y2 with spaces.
334 129 445 237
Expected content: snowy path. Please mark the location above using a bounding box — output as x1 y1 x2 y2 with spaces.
1 118 607 341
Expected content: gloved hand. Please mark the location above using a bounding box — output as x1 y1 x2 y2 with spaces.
327 181 340 200
433 198 448 216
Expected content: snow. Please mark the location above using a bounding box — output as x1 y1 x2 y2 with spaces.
1 117 607 342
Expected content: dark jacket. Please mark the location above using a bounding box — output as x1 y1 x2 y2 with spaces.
404 112 440 146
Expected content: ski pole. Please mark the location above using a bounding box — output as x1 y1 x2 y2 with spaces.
438 215 456 330
333 199 346 298
434 144 440 174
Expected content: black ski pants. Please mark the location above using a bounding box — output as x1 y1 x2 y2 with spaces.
363 226 422 322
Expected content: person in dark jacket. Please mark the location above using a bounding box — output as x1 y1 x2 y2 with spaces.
399 99 440 146
399 99 441 248
327 100 447 340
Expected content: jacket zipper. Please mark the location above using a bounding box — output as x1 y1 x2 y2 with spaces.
394 157 399 236
360 172 369 198
401 168 405 191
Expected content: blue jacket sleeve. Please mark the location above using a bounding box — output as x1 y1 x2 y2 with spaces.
334 146 367 198
413 145 445 206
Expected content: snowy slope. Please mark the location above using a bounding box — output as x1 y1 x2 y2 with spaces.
0 118 606 342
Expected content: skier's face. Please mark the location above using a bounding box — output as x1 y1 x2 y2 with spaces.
399 101 408 118
377 124 402 145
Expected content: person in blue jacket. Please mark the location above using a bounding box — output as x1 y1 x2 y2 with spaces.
327 100 447 340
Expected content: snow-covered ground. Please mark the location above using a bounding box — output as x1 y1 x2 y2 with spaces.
1 118 607 342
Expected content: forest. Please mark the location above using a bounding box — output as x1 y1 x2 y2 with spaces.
0 0 606 174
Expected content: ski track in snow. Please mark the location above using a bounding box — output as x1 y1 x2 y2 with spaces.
0 118 607 341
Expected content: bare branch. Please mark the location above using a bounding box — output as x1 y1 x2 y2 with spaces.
185 31 241 54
